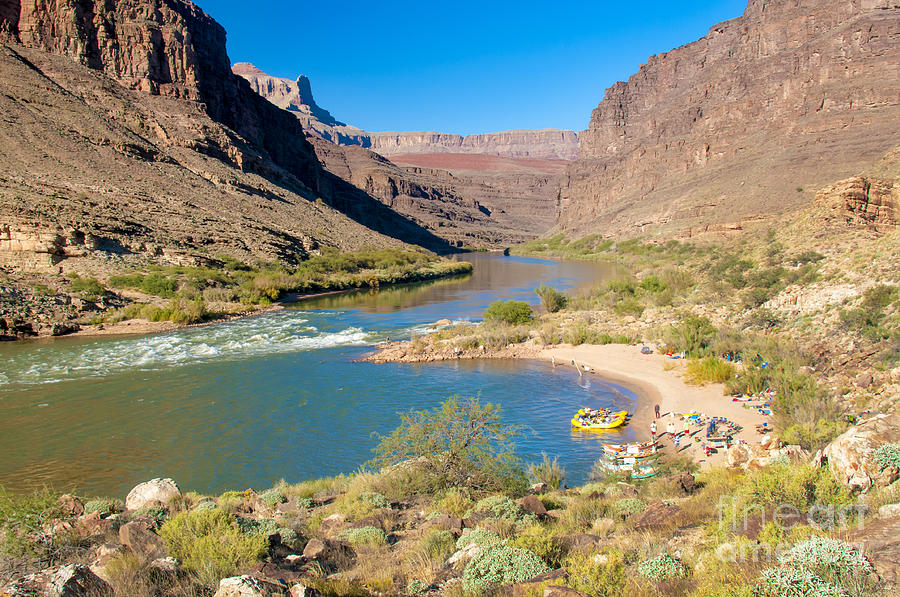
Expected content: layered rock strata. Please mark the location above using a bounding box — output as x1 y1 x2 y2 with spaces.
557 0 900 238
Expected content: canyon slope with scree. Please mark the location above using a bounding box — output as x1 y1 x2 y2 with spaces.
557 0 900 239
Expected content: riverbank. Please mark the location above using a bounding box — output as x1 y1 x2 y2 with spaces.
367 339 768 469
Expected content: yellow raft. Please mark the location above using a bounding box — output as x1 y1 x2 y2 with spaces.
571 410 629 430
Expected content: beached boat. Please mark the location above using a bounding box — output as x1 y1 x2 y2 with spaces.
602 440 658 457
571 415 626 430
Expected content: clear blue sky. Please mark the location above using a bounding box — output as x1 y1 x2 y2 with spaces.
204 0 748 135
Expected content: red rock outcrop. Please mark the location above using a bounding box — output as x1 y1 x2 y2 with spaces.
815 176 898 230
557 0 900 238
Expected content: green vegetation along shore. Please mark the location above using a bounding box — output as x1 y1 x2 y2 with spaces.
2 398 898 597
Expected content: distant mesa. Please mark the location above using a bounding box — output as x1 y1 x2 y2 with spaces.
232 63 580 161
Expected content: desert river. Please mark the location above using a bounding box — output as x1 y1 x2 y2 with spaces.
0 255 640 496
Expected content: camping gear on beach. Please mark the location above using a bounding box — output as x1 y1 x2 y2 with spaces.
597 440 660 475
641 345 653 354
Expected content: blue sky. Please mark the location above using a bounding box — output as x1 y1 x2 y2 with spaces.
204 0 748 135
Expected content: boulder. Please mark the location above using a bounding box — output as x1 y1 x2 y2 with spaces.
119 520 167 561
530 483 548 494
517 495 548 517
289 583 321 597
824 414 900 492
631 500 682 531
58 495 84 516
422 514 464 534
213 575 289 597
510 569 568 597
46 564 111 597
726 443 771 469
317 513 345 535
149 557 180 575
669 472 695 495
879 504 900 519
125 478 181 511
559 534 600 553
302 539 328 560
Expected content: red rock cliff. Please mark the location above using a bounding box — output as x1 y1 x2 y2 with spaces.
558 0 900 238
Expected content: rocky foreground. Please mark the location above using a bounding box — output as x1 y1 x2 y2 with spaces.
2 413 900 597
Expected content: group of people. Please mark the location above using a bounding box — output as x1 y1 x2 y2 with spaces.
650 405 692 449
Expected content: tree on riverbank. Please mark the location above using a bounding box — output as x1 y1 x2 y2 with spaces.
369 396 526 493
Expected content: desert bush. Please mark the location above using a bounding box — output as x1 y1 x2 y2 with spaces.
613 297 645 318
359 492 389 509
483 300 533 325
434 487 474 517
535 284 567 313
638 554 687 581
236 516 278 537
131 504 169 524
259 489 286 508
158 508 267 588
70 276 105 296
369 396 526 493
467 495 524 521
564 550 626 596
874 443 900 470
611 498 646 519
461 544 549 594
455 528 501 549
666 315 717 357
0 487 77 566
527 453 566 489
756 536 876 597
83 498 123 517
509 524 566 568
340 526 387 547
685 357 735 385
420 528 455 560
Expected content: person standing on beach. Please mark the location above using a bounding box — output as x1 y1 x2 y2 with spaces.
654 404 660 418
666 420 676 437
682 419 690 437
650 421 657 440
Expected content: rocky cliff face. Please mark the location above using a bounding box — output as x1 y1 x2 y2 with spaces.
0 0 480 263
558 0 900 238
232 63 579 161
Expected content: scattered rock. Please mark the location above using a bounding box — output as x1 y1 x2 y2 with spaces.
530 483 548 494
213 575 289 597
302 539 328 560
125 478 181 511
46 564 111 597
423 514 464 534
149 557 180 575
879 504 900 519
58 495 84 516
559 534 600 553
119 520 167 561
669 472 695 495
289 583 321 597
317 513 345 535
517 495 548 517
631 500 682 531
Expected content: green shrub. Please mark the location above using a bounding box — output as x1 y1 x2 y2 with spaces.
0 487 71 564
468 495 524 521
684 357 735 385
83 499 122 517
259 489 286 508
434 487 473 517
527 453 566 489
613 297 645 318
483 300 533 325
564 550 626 596
359 492 389 509
637 554 687 581
611 498 645 518
455 529 501 549
70 276 105 296
158 508 267 588
419 529 455 561
639 275 668 294
756 536 876 597
276 527 299 548
461 544 549 594
340 526 387 547
407 579 428 594
666 315 717 357
236 516 278 537
535 284 567 313
874 443 900 470
369 396 526 493
131 505 169 523
510 524 566 568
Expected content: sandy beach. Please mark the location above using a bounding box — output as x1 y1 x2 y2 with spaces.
536 344 770 468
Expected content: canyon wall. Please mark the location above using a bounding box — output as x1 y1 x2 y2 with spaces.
233 63 579 161
557 0 900 238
